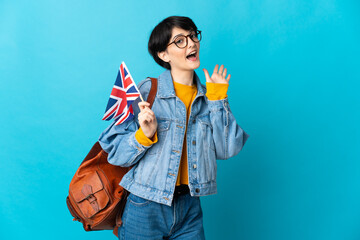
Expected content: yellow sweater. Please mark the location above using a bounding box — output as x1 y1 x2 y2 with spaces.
135 81 229 186
173 81 197 186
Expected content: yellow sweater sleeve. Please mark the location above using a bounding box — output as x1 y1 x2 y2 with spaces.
206 82 229 100
135 127 158 147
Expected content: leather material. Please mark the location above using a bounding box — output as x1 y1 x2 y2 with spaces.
66 77 157 237
147 77 157 106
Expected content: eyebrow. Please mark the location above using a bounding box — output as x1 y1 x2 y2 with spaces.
172 33 185 41
171 30 195 41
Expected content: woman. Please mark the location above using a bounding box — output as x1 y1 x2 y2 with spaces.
99 16 249 240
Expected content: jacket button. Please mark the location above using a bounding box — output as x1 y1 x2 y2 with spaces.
192 140 196 145
193 164 197 169
195 188 200 193
192 119 196 124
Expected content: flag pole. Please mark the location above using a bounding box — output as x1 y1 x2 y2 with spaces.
122 61 145 102
139 94 144 102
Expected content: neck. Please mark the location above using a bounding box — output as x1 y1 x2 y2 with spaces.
170 68 194 86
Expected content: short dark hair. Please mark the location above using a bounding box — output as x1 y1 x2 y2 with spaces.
148 16 198 69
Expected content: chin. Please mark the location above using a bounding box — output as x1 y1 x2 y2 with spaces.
187 59 201 70
194 60 201 69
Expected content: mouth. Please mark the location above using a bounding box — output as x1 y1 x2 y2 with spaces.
186 50 198 62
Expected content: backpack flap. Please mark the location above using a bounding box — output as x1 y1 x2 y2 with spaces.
70 171 110 219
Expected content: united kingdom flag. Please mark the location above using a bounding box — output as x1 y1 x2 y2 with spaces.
102 62 141 125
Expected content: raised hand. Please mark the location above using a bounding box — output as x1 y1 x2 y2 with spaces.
137 101 157 139
203 64 231 84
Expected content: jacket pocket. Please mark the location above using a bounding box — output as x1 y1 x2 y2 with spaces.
197 114 215 151
196 113 217 182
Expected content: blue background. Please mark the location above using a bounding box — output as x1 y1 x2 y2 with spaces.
1 0 359 239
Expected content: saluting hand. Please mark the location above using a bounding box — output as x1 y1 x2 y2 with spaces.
203 64 231 84
138 101 157 139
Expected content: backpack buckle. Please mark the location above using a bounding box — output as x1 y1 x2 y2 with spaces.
82 184 100 212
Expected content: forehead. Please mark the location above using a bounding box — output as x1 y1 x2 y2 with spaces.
170 27 194 39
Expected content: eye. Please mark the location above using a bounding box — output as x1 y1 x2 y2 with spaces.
175 38 184 44
190 33 198 40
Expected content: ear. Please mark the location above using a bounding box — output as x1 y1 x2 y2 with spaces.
157 50 170 63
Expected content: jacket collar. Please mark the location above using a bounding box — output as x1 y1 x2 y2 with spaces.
156 69 206 98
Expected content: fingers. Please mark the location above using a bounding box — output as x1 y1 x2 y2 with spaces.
206 64 231 83
138 107 155 118
203 68 212 82
218 65 224 75
138 108 155 123
213 64 219 75
138 101 150 111
139 114 153 123
226 74 231 82
214 64 226 75
216 64 230 82
222 68 227 78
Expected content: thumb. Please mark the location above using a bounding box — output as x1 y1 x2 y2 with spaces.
138 101 150 112
203 68 212 82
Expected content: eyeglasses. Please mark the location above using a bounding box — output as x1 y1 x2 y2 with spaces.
167 30 202 49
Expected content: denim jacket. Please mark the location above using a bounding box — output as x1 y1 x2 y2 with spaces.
99 69 249 206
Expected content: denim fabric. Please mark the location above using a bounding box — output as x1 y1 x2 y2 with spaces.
118 192 205 240
99 69 250 206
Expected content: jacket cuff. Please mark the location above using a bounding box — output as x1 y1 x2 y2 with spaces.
207 97 230 113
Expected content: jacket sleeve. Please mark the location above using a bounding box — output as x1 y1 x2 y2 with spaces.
98 78 153 167
207 97 250 160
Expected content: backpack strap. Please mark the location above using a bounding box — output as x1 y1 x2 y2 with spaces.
147 77 157 108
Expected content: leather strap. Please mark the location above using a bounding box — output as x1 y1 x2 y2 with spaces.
147 77 158 108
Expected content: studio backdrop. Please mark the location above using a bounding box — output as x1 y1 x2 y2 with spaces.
0 0 359 239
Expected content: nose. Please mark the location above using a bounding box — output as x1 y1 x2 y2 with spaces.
187 36 196 48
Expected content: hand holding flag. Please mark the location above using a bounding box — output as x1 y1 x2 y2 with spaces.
137 101 157 139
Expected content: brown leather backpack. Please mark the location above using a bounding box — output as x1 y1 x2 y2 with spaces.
66 77 157 237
